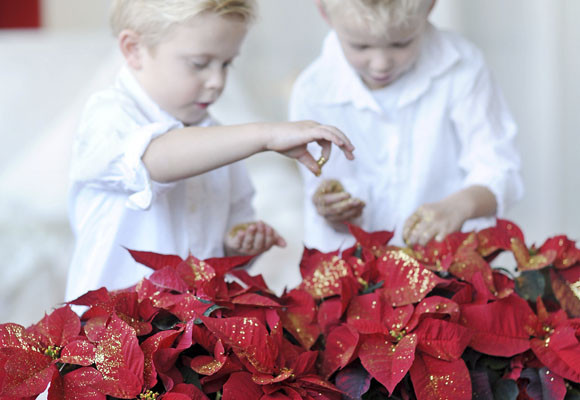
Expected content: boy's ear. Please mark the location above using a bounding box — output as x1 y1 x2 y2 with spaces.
118 29 144 70
314 0 330 24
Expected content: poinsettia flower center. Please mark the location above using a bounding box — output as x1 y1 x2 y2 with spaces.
390 329 407 341
44 345 62 360
357 276 368 288
543 325 554 335
280 367 296 379
139 390 159 399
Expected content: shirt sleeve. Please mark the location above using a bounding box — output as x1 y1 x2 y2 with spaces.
227 161 256 230
450 55 524 217
70 92 182 210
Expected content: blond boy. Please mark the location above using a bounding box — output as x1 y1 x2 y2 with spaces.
290 0 523 251
65 0 354 301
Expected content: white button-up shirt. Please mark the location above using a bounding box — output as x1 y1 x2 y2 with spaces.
66 67 255 301
290 25 523 252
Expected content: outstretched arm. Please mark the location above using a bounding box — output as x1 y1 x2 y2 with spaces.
142 121 355 183
402 185 497 246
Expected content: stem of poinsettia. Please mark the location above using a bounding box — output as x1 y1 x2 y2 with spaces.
215 391 222 400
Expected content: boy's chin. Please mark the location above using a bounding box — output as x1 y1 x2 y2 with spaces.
178 110 209 126
363 75 397 90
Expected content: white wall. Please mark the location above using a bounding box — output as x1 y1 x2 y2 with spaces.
42 0 111 31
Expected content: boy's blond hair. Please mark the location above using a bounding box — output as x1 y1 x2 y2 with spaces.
321 0 431 33
110 0 257 47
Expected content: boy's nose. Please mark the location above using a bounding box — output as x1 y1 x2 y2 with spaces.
370 51 394 72
205 68 226 90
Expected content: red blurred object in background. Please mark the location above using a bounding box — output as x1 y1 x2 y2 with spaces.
0 0 41 29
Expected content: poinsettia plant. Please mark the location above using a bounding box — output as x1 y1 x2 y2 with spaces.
0 219 579 399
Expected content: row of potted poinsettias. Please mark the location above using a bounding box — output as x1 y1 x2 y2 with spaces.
1 219 579 399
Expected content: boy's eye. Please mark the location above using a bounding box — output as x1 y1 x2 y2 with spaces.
350 44 369 51
392 39 413 48
191 62 209 69
187 58 210 69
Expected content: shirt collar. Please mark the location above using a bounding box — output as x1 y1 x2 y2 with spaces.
116 66 185 127
314 24 461 112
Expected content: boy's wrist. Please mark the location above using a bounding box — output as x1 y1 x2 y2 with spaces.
241 122 270 152
451 185 496 221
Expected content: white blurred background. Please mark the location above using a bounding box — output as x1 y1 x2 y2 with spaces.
1 0 579 325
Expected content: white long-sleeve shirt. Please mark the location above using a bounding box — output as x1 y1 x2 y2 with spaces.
290 25 523 252
66 67 255 301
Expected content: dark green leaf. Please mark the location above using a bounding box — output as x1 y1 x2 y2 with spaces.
492 379 518 400
152 310 180 331
478 355 510 371
180 365 202 389
566 384 580 400
515 270 545 301
203 304 226 317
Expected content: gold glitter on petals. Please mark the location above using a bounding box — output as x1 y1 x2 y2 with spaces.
300 256 349 299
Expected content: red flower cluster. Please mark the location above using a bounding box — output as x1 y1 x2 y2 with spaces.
0 219 579 399
289 220 580 399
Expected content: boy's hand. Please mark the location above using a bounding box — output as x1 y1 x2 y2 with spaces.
402 186 497 246
225 221 287 256
402 201 468 246
265 121 355 176
313 179 365 223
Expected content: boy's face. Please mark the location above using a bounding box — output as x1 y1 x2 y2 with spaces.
329 9 427 90
135 13 248 125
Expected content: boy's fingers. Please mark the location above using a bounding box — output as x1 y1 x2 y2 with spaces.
408 219 433 246
326 206 363 223
418 225 437 246
325 198 363 215
229 231 243 248
314 192 350 208
241 225 256 250
275 235 287 247
316 139 332 163
320 125 355 159
297 152 323 176
252 229 265 251
403 212 421 242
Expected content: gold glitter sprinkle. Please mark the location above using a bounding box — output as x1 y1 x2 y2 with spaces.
300 256 349 298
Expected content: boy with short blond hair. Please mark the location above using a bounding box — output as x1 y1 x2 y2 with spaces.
291 0 523 251
66 0 355 301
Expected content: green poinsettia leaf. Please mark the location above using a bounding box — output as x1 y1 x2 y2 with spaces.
492 379 518 400
152 310 181 331
203 304 226 317
180 365 202 388
566 387 580 400
515 270 546 301
477 355 511 371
